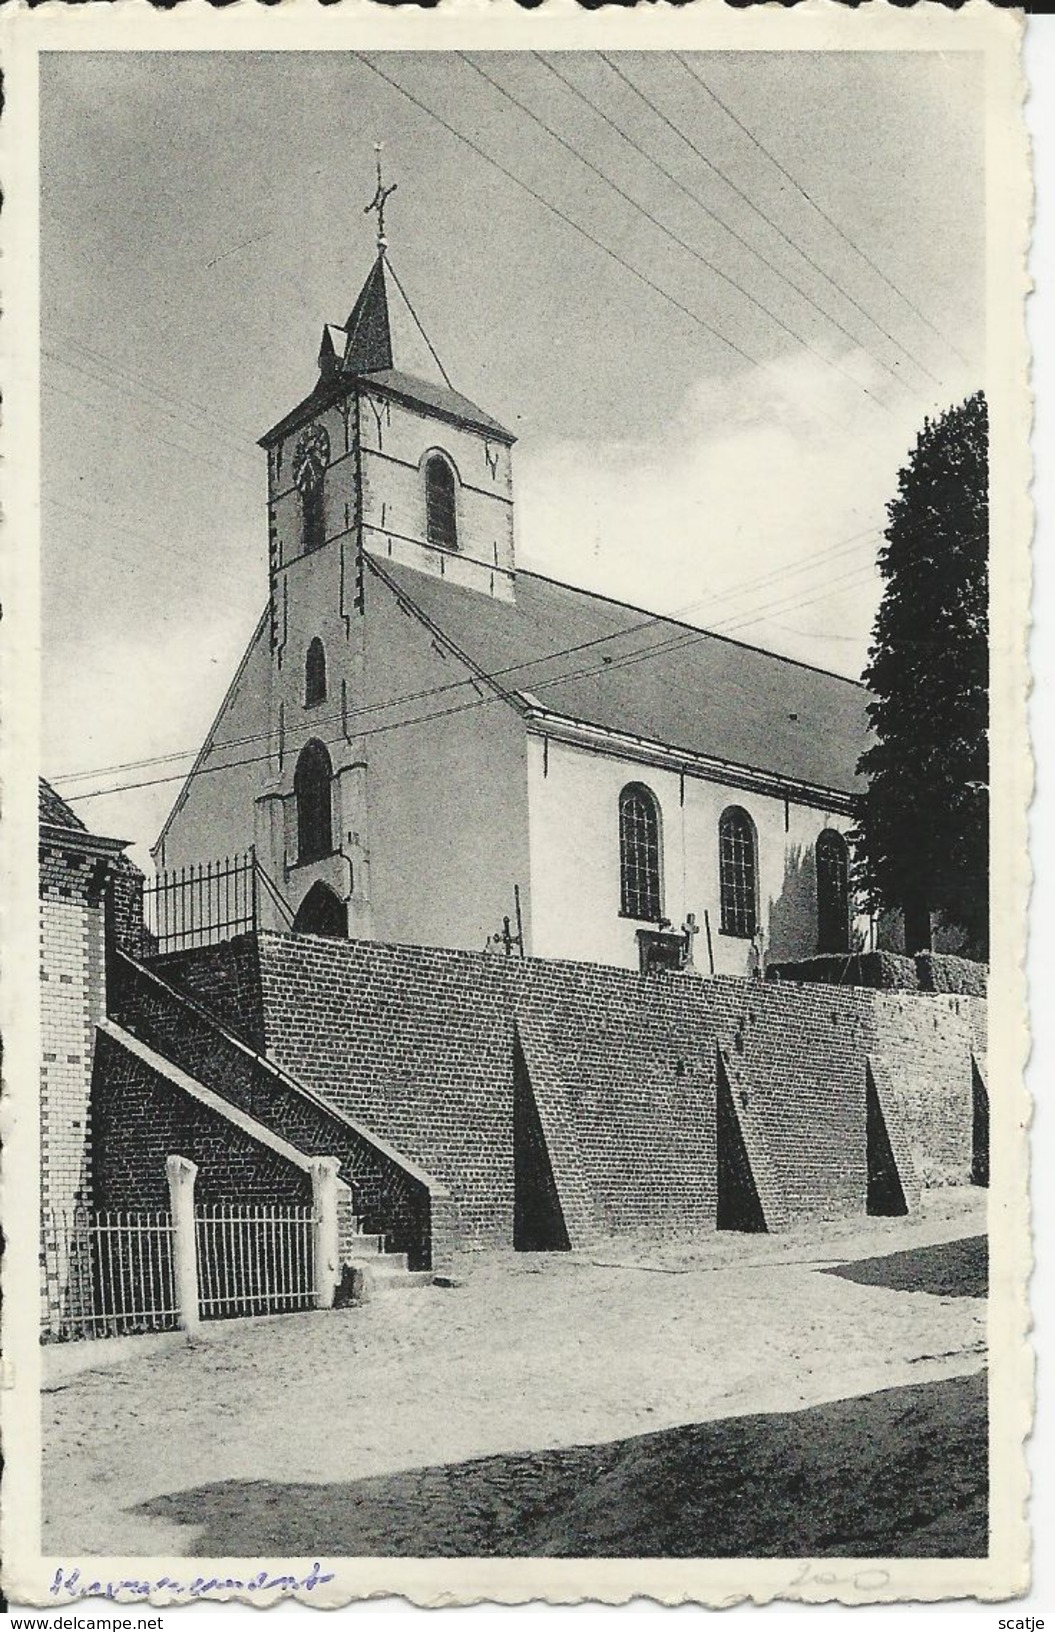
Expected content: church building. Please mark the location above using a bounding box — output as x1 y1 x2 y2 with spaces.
155 238 872 977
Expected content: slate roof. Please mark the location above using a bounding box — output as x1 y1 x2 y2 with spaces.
39 778 88 831
379 561 872 796
359 369 513 442
343 255 394 376
260 253 513 448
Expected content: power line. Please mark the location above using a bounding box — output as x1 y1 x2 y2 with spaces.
713 560 880 636
354 53 760 372
42 376 258 494
680 530 877 616
384 255 455 392
53 328 262 446
57 546 875 808
54 523 879 790
60 576 868 810
43 349 259 465
601 53 948 394
677 55 971 372
459 53 892 417
534 52 912 403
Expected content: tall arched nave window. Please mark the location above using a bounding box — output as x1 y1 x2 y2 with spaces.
619 783 662 922
816 828 851 954
719 806 758 939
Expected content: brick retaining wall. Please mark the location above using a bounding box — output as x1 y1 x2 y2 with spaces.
105 952 450 1270
147 933 985 1250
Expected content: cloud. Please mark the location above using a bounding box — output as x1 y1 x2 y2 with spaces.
514 349 981 678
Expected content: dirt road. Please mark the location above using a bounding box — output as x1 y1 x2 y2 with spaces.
42 1193 987 1558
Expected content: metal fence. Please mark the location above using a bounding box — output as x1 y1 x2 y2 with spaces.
40 1210 179 1343
144 850 257 955
42 1202 319 1341
195 1203 317 1321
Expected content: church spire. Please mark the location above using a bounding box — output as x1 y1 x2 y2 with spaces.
342 255 394 376
338 146 397 377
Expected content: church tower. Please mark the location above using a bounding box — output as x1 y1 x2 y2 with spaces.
252 184 516 938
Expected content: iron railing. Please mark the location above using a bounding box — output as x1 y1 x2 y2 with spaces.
144 850 257 954
40 1209 179 1343
195 1203 317 1321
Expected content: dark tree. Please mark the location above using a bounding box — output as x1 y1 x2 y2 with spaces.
852 391 989 958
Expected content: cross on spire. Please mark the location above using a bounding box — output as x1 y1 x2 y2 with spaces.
364 143 397 256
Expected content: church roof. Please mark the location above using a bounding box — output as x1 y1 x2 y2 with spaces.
358 369 513 442
260 254 513 448
378 561 872 797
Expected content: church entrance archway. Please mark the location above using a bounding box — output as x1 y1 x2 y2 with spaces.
292 882 348 940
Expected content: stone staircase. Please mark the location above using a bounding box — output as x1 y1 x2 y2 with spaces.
107 950 449 1295
342 1222 435 1297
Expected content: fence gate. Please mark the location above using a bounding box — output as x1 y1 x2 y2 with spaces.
195 1204 317 1321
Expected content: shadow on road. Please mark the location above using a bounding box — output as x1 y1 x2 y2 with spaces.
134 1371 987 1559
822 1235 987 1299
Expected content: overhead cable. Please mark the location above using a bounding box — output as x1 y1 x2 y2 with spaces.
459 52 892 417
676 54 972 371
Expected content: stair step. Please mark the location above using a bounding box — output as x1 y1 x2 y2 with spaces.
345 1248 409 1274
362 1266 434 1294
340 1255 433 1296
345 1232 385 1255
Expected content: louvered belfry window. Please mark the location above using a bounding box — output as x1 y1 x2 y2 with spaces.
816 828 851 953
425 455 458 549
719 807 758 938
619 784 662 921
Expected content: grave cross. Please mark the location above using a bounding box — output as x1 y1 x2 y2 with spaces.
682 911 700 970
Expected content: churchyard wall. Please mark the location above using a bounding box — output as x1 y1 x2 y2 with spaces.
151 932 985 1252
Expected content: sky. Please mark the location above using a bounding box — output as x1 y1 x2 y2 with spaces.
39 49 986 864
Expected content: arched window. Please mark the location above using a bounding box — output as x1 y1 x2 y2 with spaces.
425 454 458 550
294 739 333 863
816 828 851 954
302 477 325 553
619 783 662 922
305 638 326 707
719 807 758 938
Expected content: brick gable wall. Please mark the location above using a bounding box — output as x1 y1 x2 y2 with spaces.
91 1027 313 1211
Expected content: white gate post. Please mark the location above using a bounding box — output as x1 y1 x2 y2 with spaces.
166 1155 200 1337
310 1158 341 1310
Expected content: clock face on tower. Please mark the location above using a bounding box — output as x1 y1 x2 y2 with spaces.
292 423 330 492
